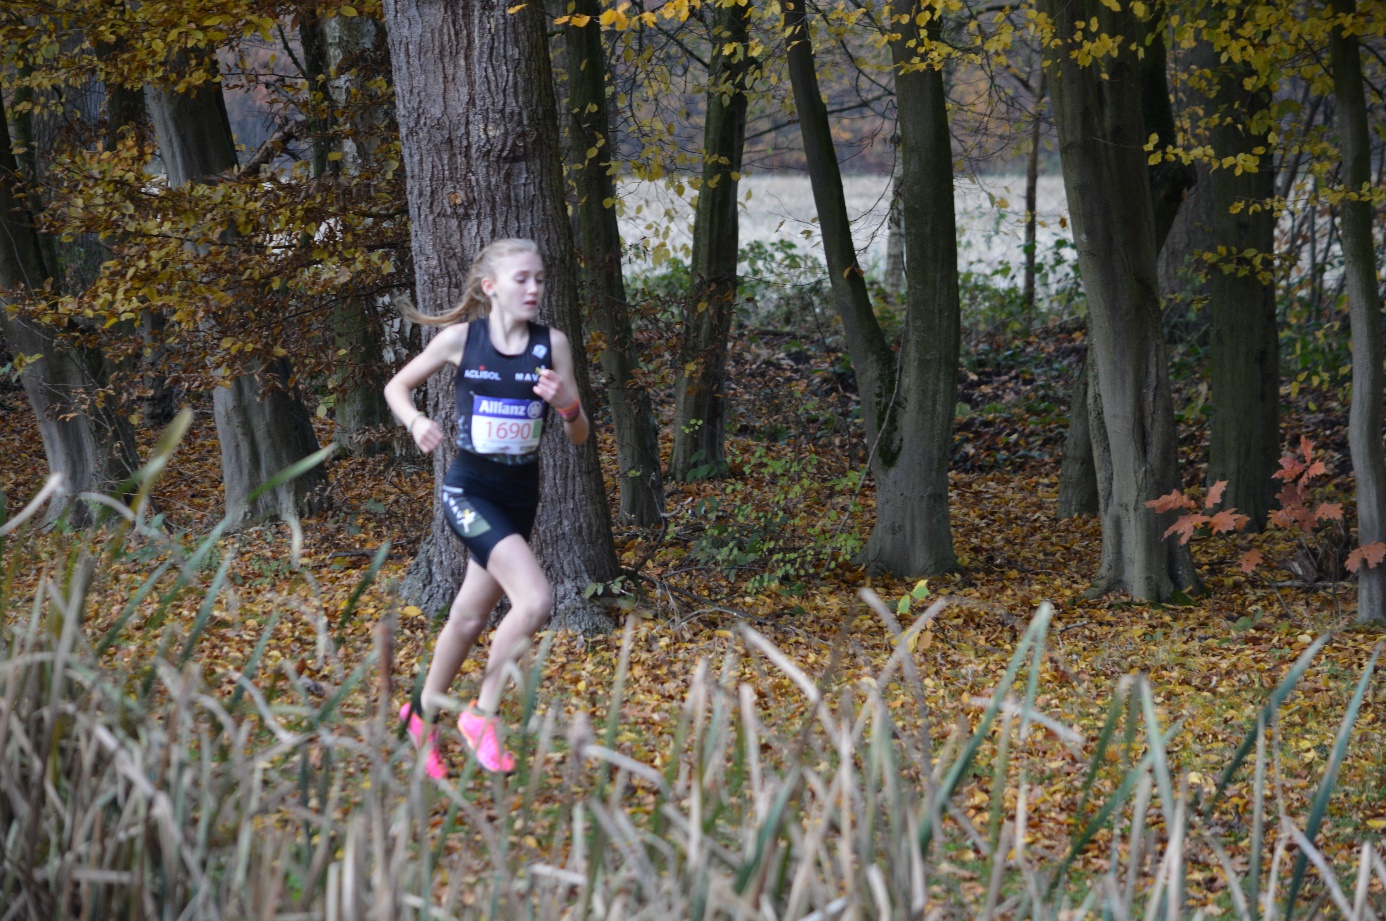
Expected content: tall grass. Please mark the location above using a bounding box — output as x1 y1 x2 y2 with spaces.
2 418 1383 920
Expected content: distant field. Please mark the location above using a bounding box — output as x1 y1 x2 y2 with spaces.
615 172 1073 285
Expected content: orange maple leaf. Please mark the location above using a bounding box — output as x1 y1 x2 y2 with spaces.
1208 509 1250 534
1147 490 1198 514
1239 549 1263 573
1163 514 1206 544
1205 480 1228 510
1351 542 1386 573
1301 460 1328 484
1275 456 1304 482
1314 503 1344 522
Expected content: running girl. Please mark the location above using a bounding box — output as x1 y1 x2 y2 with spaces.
384 238 588 776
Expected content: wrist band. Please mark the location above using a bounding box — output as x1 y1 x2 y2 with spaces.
408 413 427 435
556 399 581 422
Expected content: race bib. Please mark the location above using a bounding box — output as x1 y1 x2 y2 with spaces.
470 396 544 454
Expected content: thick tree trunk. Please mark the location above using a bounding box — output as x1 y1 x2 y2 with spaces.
876 6 960 574
670 1 754 482
384 0 619 632
1042 0 1195 601
784 0 956 576
314 13 395 455
1204 46 1279 530
0 94 138 523
1329 0 1386 625
146 62 329 524
556 3 666 523
1054 6 1192 525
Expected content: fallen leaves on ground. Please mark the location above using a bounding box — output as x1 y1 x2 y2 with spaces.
1 325 1382 912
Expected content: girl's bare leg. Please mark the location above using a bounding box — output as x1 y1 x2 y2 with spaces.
420 556 504 720
471 534 553 713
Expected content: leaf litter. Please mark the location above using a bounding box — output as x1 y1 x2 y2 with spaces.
2 324 1384 912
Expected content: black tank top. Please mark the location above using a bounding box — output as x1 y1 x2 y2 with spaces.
453 318 553 466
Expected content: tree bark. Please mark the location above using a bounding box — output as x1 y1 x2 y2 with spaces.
878 4 960 574
1203 43 1279 530
1053 4 1193 524
669 0 755 482
555 0 666 523
1022 71 1045 318
0 92 139 523
1328 0 1386 625
884 138 905 293
313 12 395 455
384 0 620 632
784 0 957 576
1042 0 1195 600
146 59 329 525
1055 353 1098 518
1157 160 1215 344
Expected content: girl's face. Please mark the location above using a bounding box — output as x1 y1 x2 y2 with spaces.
482 251 545 321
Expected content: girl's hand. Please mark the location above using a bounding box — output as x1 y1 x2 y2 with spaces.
533 368 573 408
412 417 444 454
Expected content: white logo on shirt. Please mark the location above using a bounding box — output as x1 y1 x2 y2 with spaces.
532 344 548 359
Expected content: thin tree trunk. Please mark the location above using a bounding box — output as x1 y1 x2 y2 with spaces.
556 1 666 523
1329 0 1386 625
311 12 395 455
384 0 620 632
1055 355 1097 518
1042 0 1195 601
1157 160 1215 344
669 0 755 482
784 0 956 576
0 93 138 523
1022 71 1045 318
884 138 905 293
147 59 329 525
1204 42 1279 530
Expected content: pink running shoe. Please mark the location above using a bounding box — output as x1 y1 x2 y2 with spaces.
458 705 517 773
400 703 448 780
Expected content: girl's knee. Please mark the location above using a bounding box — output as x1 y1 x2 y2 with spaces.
516 588 552 629
445 604 487 638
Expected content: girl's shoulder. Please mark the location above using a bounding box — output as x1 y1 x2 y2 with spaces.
430 321 472 364
544 324 569 348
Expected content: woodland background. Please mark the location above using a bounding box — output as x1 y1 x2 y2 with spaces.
3 0 1386 918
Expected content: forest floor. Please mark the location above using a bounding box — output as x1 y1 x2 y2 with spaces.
2 321 1384 911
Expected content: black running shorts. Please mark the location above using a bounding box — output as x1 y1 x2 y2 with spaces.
441 454 540 569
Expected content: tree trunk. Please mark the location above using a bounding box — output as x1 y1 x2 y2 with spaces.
1053 4 1193 525
1055 353 1098 518
876 4 960 574
1204 44 1279 530
384 0 620 632
1022 71 1045 318
146 60 329 524
669 1 755 482
784 0 956 576
1042 0 1195 600
884 140 905 293
313 13 395 455
555 1 666 523
1157 160 1215 344
1329 0 1386 625
0 93 138 523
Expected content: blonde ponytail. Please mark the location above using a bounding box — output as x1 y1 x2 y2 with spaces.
402 238 542 326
